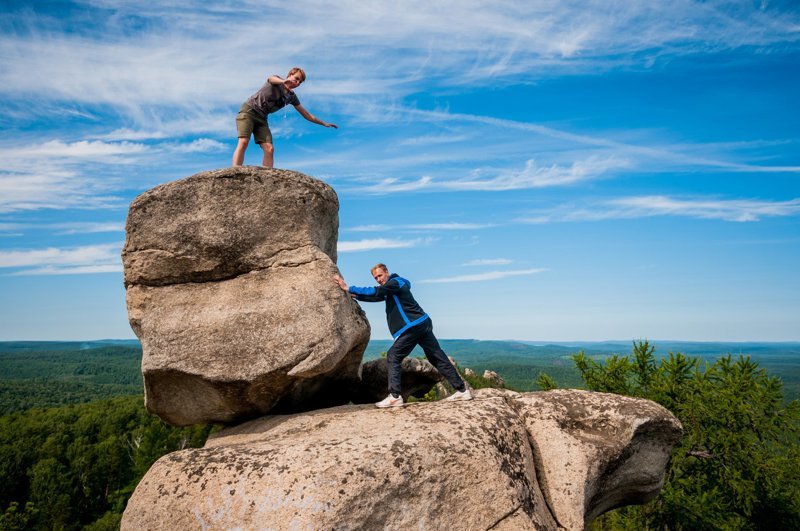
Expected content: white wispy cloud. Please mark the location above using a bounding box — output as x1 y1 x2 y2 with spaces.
357 176 434 194
347 224 392 232
0 221 124 235
400 134 471 146
518 195 800 223
407 223 495 230
440 157 632 191
0 140 148 170
0 134 225 212
3 1 797 116
419 268 547 283
52 222 125 234
0 171 123 213
345 155 632 195
14 264 123 276
463 258 514 266
0 242 122 275
607 196 800 222
97 111 233 141
166 138 227 153
348 222 494 232
337 238 431 253
399 107 800 175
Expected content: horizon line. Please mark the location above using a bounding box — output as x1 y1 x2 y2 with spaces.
1 338 798 345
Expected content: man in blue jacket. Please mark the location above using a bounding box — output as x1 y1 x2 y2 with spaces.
334 263 472 408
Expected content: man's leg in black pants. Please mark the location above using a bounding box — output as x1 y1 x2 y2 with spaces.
386 329 421 397
417 319 466 392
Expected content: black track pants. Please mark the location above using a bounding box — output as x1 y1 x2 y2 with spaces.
385 318 465 396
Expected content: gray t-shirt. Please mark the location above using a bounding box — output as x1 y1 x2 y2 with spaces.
246 76 300 117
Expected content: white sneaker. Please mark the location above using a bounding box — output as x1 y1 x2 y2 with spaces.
375 394 404 408
446 388 473 402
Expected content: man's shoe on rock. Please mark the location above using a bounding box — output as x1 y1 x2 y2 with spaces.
446 388 473 402
375 394 404 408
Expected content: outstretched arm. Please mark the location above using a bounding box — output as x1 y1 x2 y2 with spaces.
333 274 385 302
294 104 338 129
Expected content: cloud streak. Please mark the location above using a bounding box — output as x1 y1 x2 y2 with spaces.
348 222 495 232
463 258 514 266
518 196 800 223
420 268 547 283
345 156 634 195
440 157 632 191
0 242 122 275
0 171 123 213
337 238 431 253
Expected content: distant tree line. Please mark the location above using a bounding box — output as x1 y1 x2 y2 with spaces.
0 347 142 415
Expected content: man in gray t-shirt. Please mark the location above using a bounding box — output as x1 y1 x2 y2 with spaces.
232 67 338 168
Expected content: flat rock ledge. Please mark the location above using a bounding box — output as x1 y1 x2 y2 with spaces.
122 167 370 425
122 389 682 530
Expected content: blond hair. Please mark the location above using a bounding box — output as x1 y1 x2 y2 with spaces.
371 263 388 274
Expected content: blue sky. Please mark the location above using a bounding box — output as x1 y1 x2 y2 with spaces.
1 1 798 341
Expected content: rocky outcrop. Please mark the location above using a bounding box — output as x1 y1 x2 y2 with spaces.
122 389 682 530
122 167 370 426
484 369 506 387
354 357 444 403
514 390 682 530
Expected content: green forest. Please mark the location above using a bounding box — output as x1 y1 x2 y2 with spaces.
0 340 798 529
0 345 141 414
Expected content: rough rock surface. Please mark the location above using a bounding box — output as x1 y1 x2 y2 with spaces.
122 389 682 530
354 357 444 403
123 167 339 287
515 389 683 530
122 167 370 425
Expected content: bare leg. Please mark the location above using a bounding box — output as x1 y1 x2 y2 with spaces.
260 142 275 168
232 137 249 166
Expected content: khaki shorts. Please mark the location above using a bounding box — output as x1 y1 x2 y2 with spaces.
236 103 273 145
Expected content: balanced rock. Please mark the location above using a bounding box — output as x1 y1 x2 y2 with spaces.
354 357 444 403
122 389 682 529
122 167 370 425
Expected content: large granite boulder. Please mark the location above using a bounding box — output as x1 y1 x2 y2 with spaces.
123 167 339 286
121 389 683 530
122 167 370 426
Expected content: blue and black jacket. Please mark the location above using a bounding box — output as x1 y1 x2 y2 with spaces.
348 273 430 339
